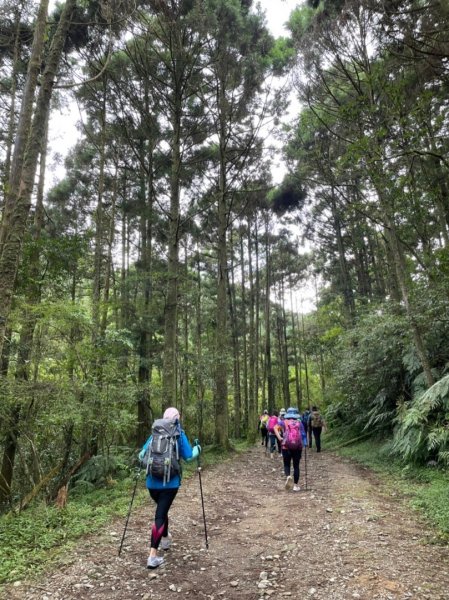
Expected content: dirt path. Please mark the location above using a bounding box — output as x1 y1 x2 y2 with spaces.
2 446 449 600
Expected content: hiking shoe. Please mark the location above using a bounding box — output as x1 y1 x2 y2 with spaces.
161 534 172 551
285 475 293 490
293 484 301 492
147 555 164 569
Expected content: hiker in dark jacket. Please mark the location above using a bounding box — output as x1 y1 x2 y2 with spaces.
308 405 324 452
139 407 201 569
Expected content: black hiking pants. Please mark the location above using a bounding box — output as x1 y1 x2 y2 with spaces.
282 448 302 484
261 427 268 446
311 427 322 452
149 487 178 549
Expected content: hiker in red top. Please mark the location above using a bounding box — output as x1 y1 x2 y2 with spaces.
267 410 279 459
277 408 286 454
275 407 307 491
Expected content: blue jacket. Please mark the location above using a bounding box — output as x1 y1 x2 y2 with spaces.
140 427 194 490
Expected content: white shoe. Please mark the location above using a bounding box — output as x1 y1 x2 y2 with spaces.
285 475 293 490
293 485 301 492
147 555 164 569
161 534 172 551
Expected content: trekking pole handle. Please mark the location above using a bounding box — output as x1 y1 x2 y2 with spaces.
193 438 201 470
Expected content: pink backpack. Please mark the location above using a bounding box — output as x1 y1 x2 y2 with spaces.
283 420 302 450
267 416 278 433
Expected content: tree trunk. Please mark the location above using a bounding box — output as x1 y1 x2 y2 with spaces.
239 231 249 430
289 284 302 409
280 280 291 408
180 242 189 422
195 249 205 441
2 5 23 210
136 143 153 445
383 215 435 387
247 222 257 442
373 181 435 388
254 216 261 416
213 104 230 449
264 215 275 412
0 0 49 252
227 233 241 438
367 228 386 300
0 0 76 358
89 89 107 457
330 187 355 321
300 312 311 408
162 103 181 409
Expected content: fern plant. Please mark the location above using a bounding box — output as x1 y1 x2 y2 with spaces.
393 374 449 465
72 454 127 488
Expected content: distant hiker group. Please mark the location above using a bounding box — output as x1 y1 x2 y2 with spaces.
258 405 325 491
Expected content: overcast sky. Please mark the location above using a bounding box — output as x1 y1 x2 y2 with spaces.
258 0 302 38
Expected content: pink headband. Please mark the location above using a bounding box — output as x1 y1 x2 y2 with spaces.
163 407 180 420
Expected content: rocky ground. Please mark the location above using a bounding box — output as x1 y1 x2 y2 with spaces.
2 445 449 599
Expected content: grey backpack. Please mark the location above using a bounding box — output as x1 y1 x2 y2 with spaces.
143 419 181 484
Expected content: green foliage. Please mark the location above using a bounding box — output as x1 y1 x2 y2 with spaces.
287 6 317 40
269 179 307 216
329 307 407 433
0 475 147 584
268 37 296 75
72 454 129 488
392 374 449 466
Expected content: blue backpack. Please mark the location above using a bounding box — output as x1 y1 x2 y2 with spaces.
301 411 310 428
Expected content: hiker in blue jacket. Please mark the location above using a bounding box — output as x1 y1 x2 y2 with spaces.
139 406 201 569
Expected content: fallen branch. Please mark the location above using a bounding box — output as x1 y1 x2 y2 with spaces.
10 461 64 515
53 452 91 509
326 430 374 451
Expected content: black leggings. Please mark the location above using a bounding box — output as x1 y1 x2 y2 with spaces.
149 488 178 549
282 448 302 484
311 427 322 452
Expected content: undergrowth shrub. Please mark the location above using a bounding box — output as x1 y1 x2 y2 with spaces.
393 373 449 466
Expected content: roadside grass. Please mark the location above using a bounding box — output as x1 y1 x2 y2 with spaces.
0 476 148 585
331 437 449 542
0 441 249 586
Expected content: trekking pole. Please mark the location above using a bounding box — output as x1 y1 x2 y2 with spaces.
118 465 142 557
194 439 209 549
304 445 308 491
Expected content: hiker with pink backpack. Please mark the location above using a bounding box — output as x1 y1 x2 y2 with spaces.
274 407 307 492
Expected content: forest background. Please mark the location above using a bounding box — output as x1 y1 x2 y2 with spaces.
0 0 449 571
